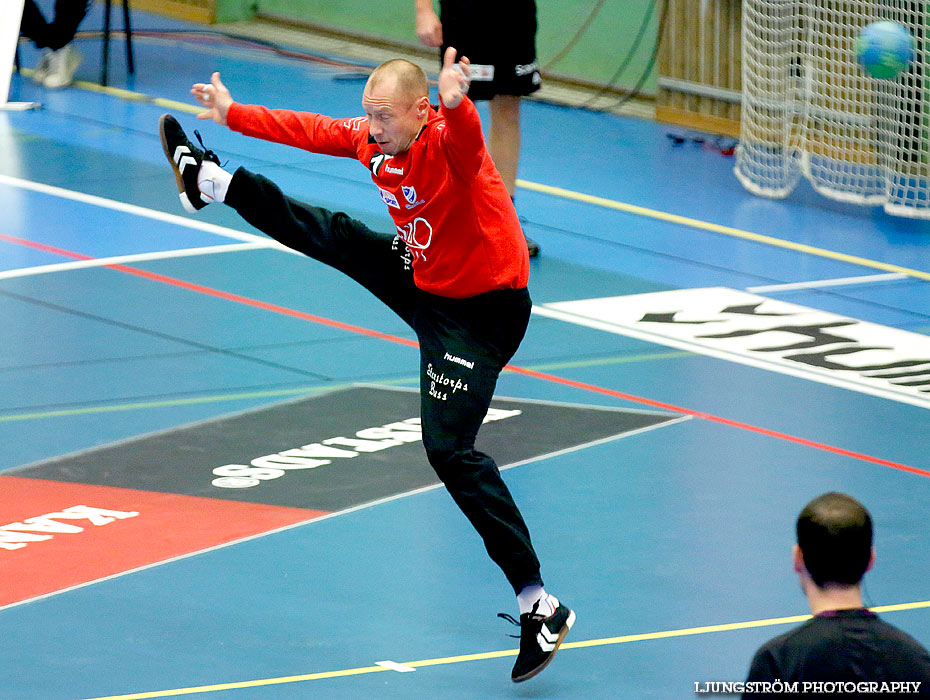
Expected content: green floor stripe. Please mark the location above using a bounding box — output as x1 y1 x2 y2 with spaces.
0 351 687 423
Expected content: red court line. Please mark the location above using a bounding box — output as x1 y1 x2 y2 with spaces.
0 233 418 348
113 265 420 347
0 233 96 260
503 366 930 478
4 233 928 479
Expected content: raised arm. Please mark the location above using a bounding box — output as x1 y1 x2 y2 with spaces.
190 71 360 158
436 47 486 178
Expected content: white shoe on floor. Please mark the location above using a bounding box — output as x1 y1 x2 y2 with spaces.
42 45 81 89
32 50 53 85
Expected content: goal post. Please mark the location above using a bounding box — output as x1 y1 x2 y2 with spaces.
735 0 929 218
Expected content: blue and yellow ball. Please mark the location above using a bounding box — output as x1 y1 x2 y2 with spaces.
855 21 915 79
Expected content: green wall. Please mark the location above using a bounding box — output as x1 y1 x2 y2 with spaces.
217 0 658 93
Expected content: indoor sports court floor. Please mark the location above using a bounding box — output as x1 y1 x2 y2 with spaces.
2 7 930 700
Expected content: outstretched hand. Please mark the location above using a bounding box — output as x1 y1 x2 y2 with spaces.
191 72 233 126
438 46 470 109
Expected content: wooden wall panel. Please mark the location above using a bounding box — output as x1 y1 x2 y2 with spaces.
657 0 742 136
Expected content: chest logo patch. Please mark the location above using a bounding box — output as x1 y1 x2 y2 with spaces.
379 188 400 209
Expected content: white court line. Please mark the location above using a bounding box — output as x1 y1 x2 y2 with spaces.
0 173 300 254
0 242 270 280
747 272 908 293
0 394 686 614
533 302 930 411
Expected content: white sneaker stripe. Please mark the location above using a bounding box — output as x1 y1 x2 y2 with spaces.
172 145 196 172
539 625 559 644
178 155 197 174
536 631 556 652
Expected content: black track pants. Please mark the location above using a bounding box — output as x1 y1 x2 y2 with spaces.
226 167 543 593
20 0 91 51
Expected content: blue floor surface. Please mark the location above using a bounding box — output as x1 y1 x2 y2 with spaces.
2 8 929 699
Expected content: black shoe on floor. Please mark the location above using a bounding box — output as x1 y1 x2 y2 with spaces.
158 113 220 213
525 235 541 258
500 598 575 682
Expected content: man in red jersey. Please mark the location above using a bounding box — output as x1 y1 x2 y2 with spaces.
158 47 572 683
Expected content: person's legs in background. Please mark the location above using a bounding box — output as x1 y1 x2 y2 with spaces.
19 0 89 88
488 94 521 198
488 93 540 257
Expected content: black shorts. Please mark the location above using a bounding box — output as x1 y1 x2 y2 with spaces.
439 0 541 101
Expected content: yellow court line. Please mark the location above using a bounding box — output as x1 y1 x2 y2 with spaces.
562 599 930 650
17 68 202 115
77 666 389 700
517 179 930 282
74 79 203 115
77 600 930 700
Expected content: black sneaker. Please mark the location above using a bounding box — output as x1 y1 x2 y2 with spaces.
525 235 541 258
158 113 220 213
515 213 540 258
499 598 575 682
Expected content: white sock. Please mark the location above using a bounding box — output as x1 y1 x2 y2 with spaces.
198 160 231 203
517 586 557 616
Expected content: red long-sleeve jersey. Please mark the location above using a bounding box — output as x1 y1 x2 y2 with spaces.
227 97 530 299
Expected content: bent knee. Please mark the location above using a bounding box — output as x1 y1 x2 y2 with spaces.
425 446 456 474
425 446 497 484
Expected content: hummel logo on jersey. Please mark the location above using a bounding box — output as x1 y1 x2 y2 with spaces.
343 116 366 131
369 152 387 176
173 145 197 174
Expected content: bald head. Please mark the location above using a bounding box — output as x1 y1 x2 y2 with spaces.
366 59 429 105
361 59 431 155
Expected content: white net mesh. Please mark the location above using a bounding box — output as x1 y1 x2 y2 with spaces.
735 1 929 218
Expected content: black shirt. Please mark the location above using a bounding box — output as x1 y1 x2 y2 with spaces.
743 609 930 698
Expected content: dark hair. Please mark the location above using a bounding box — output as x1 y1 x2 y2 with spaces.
797 492 872 587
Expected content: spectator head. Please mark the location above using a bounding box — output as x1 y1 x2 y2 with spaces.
794 492 874 588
